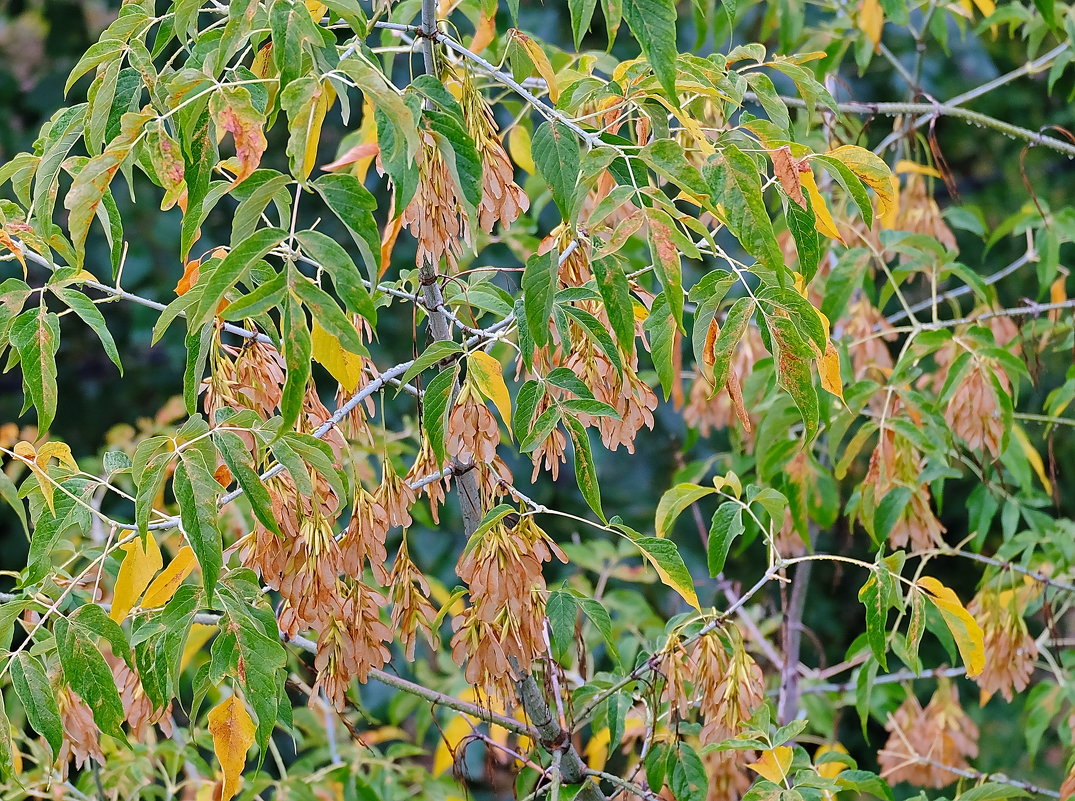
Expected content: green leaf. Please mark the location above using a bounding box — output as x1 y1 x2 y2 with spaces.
561 304 623 373
294 230 376 325
184 323 213 416
565 416 605 522
194 228 287 327
50 287 122 373
280 294 313 432
312 173 381 280
399 341 464 388
25 479 92 586
643 293 676 399
623 0 679 100
706 145 784 282
522 249 558 348
640 140 709 200
592 257 636 357
69 604 133 667
9 653 62 757
634 536 700 610
707 501 744 577
10 310 60 431
569 0 600 47
290 270 368 355
512 379 546 441
425 109 484 210
173 455 223 602
858 570 889 670
424 366 459 465
814 155 874 229
532 121 581 221
956 783 1029 801
656 483 717 539
215 430 280 536
546 590 578 662
671 743 708 801
709 297 754 390
55 615 126 740
577 597 621 666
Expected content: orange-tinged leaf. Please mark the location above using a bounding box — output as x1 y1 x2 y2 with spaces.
773 146 806 208
110 533 163 622
858 0 884 49
829 145 896 220
819 341 845 403
800 168 844 242
312 320 364 392
175 259 200 296
747 746 794 784
142 546 198 609
917 576 985 678
508 125 536 174
321 142 379 173
0 229 26 272
380 213 403 279
213 464 233 487
209 695 255 801
470 9 497 53
467 351 512 425
513 31 559 102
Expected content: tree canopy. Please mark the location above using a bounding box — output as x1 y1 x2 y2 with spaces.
0 0 1073 799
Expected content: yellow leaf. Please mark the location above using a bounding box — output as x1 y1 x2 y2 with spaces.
312 320 364 392
879 173 900 229
14 440 74 516
209 695 255 801
819 341 845 403
800 168 844 243
586 726 611 771
36 441 77 471
514 31 559 103
828 145 896 221
747 746 793 784
141 546 198 609
432 713 470 774
916 576 985 678
895 160 941 178
304 0 327 19
12 441 35 461
508 125 536 174
111 533 164 622
181 622 217 671
1011 424 1052 495
857 0 884 49
433 689 521 775
467 351 512 425
815 743 849 780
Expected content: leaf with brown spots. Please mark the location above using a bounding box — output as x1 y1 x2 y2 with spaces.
210 86 268 187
